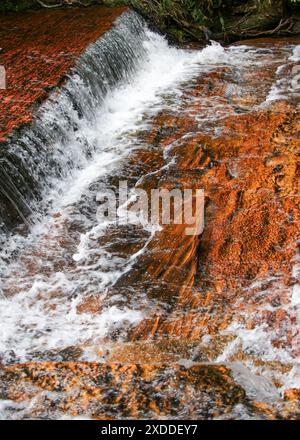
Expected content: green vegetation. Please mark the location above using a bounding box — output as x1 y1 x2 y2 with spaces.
0 1 299 43
128 0 300 42
0 1 36 12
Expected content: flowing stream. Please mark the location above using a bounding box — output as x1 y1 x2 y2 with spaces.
0 10 299 419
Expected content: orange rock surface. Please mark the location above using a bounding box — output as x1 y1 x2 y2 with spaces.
0 362 248 419
131 105 300 346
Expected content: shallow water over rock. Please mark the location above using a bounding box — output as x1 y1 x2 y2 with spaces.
0 8 299 419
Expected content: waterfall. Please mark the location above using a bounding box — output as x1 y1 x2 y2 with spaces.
0 11 147 234
0 11 242 363
0 6 299 415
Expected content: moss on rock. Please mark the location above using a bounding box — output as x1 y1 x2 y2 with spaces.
0 0 36 12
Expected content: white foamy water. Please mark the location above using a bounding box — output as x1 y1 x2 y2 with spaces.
265 44 300 103
0 11 298 378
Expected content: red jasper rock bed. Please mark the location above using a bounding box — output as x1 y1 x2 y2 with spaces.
0 5 127 142
0 13 299 419
1 361 299 420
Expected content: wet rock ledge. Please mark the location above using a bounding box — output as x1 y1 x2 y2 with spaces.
0 362 299 419
0 5 127 142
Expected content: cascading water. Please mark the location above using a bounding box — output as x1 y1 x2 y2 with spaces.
0 8 299 419
0 11 147 234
